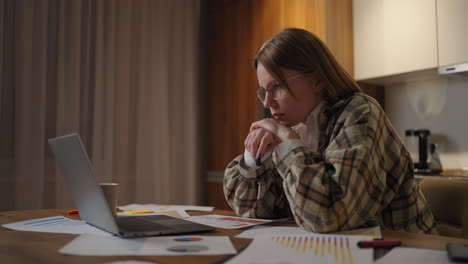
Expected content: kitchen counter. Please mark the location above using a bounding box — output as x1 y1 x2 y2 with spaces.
415 168 468 182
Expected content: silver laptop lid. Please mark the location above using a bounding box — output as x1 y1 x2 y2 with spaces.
48 133 119 235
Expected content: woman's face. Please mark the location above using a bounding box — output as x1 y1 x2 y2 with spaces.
256 63 323 127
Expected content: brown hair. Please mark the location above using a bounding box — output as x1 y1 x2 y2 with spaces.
254 28 361 103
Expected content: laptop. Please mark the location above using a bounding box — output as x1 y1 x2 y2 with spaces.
48 133 214 238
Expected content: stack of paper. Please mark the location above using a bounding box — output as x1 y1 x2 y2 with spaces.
2 216 110 236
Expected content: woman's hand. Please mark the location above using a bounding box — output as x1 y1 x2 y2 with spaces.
250 119 299 142
244 128 280 161
245 119 300 160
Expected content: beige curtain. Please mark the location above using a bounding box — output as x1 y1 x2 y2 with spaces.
0 0 202 210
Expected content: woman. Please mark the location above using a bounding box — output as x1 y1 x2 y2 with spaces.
223 28 436 234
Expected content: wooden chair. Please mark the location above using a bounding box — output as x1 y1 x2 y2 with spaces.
419 177 468 238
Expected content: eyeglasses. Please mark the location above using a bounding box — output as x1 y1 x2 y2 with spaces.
256 73 306 103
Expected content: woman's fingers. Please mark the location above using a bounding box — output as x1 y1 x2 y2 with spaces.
255 130 280 158
250 118 278 134
244 131 253 148
245 125 284 161
256 132 270 157
245 129 261 158
251 119 298 142
264 136 278 153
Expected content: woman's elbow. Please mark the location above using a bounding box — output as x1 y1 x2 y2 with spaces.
293 213 341 233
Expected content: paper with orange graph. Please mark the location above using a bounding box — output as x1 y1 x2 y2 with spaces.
225 233 373 264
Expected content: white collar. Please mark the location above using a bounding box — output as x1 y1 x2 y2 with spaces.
305 101 325 130
293 101 325 151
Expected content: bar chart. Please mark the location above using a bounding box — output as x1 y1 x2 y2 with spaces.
226 233 373 264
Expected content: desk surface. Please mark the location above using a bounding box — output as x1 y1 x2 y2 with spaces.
1 208 468 263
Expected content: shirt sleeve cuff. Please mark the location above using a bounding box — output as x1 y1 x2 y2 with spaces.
242 149 272 178
276 139 306 161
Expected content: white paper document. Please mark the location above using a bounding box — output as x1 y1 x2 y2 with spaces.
185 214 273 229
117 210 190 218
236 225 382 239
334 225 382 238
375 247 462 264
236 226 311 238
118 204 214 213
102 261 157 264
59 234 237 256
2 216 111 236
226 233 373 264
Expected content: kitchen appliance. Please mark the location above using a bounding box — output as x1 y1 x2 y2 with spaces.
438 62 468 75
405 129 432 173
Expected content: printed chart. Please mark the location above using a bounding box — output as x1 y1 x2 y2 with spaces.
167 245 209 253
59 234 237 256
174 237 204 242
271 235 354 264
2 216 110 236
226 234 373 264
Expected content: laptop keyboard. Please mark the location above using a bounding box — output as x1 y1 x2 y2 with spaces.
116 216 172 232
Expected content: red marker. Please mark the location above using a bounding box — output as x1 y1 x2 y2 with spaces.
357 240 401 248
67 210 79 215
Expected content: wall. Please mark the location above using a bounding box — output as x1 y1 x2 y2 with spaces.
385 74 468 169
204 0 362 209
205 0 327 174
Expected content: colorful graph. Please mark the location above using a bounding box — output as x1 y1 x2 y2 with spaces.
270 235 354 264
166 245 209 253
174 237 203 242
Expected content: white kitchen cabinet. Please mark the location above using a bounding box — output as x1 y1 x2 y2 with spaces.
437 0 468 67
353 0 438 81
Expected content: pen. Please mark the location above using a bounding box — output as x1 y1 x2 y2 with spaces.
357 240 401 248
255 153 263 166
67 210 79 215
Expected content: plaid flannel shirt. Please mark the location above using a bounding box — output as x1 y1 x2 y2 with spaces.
224 93 437 234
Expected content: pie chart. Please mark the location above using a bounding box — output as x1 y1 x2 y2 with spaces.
174 237 203 242
166 245 209 253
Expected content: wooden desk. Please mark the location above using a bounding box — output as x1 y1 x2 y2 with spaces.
2 209 468 263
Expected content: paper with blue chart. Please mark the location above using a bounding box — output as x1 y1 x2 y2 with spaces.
2 216 111 236
59 234 236 256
